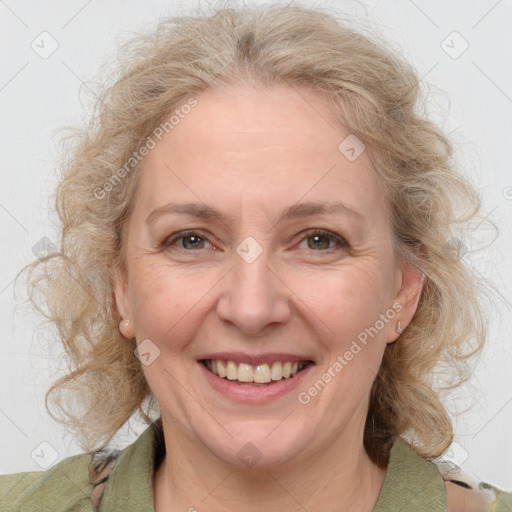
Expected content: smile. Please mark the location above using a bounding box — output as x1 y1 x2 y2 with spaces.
200 359 312 385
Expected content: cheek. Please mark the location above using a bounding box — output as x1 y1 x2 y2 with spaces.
296 260 392 346
127 261 220 347
300 266 392 403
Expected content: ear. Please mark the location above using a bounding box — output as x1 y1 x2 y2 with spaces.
386 253 426 344
111 264 135 339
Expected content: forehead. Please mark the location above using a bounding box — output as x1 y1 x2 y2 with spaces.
154 82 353 162
135 82 388 225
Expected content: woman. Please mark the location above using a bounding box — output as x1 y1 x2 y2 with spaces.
1 3 510 511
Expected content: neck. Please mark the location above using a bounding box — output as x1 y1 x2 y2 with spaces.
154 421 387 512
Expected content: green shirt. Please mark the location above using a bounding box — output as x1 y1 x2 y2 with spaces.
1 421 510 511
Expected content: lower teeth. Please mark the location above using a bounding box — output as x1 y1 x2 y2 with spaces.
236 381 272 386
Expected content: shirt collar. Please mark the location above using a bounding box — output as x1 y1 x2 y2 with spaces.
99 419 163 511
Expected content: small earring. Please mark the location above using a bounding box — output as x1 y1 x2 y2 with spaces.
397 321 403 335
119 319 131 337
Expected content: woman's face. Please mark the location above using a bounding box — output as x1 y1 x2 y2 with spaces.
114 82 424 468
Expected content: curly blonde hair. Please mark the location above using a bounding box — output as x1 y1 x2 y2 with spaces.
22 2 489 466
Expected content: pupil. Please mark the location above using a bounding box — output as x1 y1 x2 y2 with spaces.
309 235 329 250
184 236 203 249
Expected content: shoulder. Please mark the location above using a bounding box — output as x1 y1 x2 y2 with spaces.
0 421 160 512
379 438 512 511
435 457 512 512
0 452 94 512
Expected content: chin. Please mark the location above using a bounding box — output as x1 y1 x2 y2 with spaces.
197 424 308 470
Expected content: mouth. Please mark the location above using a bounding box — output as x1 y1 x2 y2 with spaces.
199 358 314 387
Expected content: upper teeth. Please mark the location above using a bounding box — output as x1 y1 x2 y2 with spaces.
204 359 308 383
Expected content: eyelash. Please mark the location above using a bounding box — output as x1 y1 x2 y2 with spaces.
161 228 348 253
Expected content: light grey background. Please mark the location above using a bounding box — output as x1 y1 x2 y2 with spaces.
1 0 511 490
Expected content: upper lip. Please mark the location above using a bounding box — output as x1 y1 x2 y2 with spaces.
198 352 315 365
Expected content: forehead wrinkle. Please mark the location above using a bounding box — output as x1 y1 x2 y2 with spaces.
145 200 366 229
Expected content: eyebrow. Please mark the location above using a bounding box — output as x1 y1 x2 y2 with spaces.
146 201 365 226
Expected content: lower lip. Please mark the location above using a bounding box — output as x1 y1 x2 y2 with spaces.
198 361 314 404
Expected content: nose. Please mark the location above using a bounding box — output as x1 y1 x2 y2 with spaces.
216 245 291 335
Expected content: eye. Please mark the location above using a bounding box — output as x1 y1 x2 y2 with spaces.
161 228 348 253
297 229 348 251
162 230 215 251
